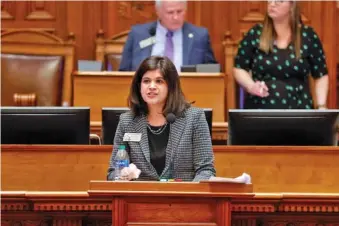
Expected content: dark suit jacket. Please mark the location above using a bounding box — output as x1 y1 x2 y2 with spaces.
119 21 217 71
107 107 216 181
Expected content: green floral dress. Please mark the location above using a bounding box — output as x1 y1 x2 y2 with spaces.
234 24 328 109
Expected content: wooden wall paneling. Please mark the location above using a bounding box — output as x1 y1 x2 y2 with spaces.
185 1 199 25
1 1 15 20
337 4 339 64
101 1 109 41
104 1 118 36
321 1 337 108
337 5 339 63
191 1 201 27
105 1 157 38
1 1 67 36
337 4 339 108
54 1 68 45
67 1 103 61
66 1 84 68
81 1 103 60
238 1 266 32
199 1 227 67
299 1 312 25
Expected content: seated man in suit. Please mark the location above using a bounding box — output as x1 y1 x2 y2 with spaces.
119 0 217 72
108 56 216 181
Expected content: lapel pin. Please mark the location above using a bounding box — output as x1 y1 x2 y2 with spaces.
188 33 193 38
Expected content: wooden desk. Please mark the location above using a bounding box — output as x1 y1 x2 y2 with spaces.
73 71 225 122
90 181 252 226
2 190 339 226
2 145 339 193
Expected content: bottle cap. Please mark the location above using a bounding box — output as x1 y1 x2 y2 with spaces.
119 145 126 149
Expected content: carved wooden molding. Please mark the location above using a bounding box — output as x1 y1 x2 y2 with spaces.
14 93 37 106
26 10 53 20
25 1 54 20
300 13 310 24
1 9 14 20
233 219 339 226
118 2 156 20
1 29 63 43
1 203 30 211
1 219 52 226
2 29 75 45
82 219 112 226
279 204 339 213
241 11 265 23
232 204 276 212
1 2 15 20
239 2 265 23
232 199 339 213
34 203 112 211
1 28 56 34
232 219 256 226
53 218 82 225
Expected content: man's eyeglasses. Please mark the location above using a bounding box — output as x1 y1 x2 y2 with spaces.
268 0 288 5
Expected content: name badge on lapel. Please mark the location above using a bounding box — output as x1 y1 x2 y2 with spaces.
123 133 142 142
139 36 156 49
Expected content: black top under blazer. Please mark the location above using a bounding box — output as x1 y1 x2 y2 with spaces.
107 107 216 181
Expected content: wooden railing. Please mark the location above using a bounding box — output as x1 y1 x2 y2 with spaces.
2 189 339 226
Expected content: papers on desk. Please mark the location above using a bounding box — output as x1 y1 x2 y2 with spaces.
203 173 251 184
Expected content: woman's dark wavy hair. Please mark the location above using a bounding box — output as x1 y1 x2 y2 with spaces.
128 56 190 117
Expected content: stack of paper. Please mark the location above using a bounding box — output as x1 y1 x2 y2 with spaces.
207 173 251 184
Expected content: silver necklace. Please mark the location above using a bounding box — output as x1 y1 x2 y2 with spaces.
147 123 168 135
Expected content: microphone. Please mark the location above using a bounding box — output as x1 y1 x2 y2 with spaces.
166 113 176 124
149 26 156 36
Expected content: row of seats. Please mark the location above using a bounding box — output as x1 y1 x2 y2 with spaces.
1 29 241 108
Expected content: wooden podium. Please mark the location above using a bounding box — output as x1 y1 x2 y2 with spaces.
88 180 253 226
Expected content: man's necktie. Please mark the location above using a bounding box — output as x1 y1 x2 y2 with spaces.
164 31 174 61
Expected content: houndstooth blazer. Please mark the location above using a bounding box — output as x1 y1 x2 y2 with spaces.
107 107 216 182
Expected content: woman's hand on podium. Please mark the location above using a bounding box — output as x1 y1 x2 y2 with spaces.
120 163 141 181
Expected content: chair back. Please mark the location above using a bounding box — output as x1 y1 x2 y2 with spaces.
95 30 129 71
1 29 75 106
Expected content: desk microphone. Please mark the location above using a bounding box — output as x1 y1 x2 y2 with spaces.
166 113 176 124
149 26 156 36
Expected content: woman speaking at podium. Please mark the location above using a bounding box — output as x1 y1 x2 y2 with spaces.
107 56 216 181
233 0 328 110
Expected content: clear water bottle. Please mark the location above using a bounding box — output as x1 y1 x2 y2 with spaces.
114 145 130 180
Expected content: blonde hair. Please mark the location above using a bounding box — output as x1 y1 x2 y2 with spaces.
259 1 301 59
